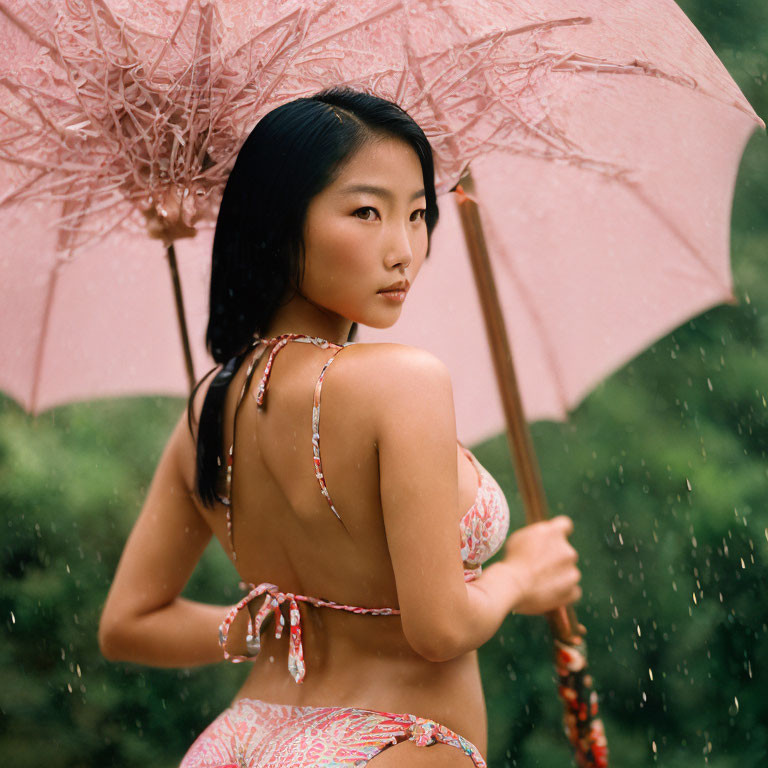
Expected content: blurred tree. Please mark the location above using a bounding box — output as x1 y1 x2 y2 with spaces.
0 398 248 767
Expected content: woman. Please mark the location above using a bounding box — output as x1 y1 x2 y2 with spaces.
99 87 582 767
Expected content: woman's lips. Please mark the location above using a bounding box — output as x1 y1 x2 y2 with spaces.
377 289 407 302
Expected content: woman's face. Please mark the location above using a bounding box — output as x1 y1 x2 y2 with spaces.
299 135 430 329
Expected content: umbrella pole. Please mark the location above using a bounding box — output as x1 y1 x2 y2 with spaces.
165 243 196 394
453 170 578 642
454 171 609 767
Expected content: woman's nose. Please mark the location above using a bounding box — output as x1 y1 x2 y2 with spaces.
384 224 414 269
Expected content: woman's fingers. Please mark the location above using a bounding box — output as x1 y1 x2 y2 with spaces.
500 513 585 615
550 514 574 536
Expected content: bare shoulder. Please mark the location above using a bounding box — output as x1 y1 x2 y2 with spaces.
340 338 450 397
341 341 450 391
336 342 454 442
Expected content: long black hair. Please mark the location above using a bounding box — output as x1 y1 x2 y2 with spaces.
188 86 440 507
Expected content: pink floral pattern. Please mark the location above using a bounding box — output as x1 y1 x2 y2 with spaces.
457 440 511 572
179 697 487 768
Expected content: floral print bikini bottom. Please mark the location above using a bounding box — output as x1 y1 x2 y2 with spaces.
179 697 487 767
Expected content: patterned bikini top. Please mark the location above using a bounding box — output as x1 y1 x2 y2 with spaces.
217 333 510 682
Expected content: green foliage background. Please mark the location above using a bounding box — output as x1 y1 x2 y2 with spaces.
1 2 766 765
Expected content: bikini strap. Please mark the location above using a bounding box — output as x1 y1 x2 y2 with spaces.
312 345 351 531
221 334 353 559
217 576 477 681
218 581 401 682
250 334 353 531
250 334 344 406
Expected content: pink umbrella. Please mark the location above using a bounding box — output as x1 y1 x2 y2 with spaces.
0 0 763 764
0 0 761 424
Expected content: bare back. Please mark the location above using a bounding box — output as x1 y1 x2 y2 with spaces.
189 338 487 748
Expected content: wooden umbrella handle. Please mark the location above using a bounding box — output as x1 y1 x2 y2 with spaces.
453 170 579 643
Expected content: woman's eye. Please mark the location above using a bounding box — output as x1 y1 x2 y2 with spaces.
353 207 425 222
354 207 379 221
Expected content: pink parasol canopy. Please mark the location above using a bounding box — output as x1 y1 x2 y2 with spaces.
0 0 763 442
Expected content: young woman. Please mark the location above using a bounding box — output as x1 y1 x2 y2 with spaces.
99 87 582 767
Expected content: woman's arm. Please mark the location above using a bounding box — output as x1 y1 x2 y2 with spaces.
98 409 238 667
370 344 581 662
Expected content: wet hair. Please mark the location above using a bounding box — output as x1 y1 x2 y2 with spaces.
189 86 440 507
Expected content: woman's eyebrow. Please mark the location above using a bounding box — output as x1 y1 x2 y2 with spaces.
338 184 425 202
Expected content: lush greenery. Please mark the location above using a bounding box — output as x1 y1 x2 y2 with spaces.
1 1 766 765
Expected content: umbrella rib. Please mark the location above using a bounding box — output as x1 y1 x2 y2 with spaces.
222 6 305 62
301 2 405 52
145 0 196 79
623 180 732 291
178 5 216 180
553 52 765 125
416 14 591 82
64 204 139 252
27 193 90 412
29 260 60 416
480 209 570 417
0 171 96 207
0 167 50 207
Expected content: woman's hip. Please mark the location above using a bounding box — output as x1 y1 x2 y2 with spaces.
179 696 487 768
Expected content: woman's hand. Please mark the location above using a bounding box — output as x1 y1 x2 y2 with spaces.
499 515 582 616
